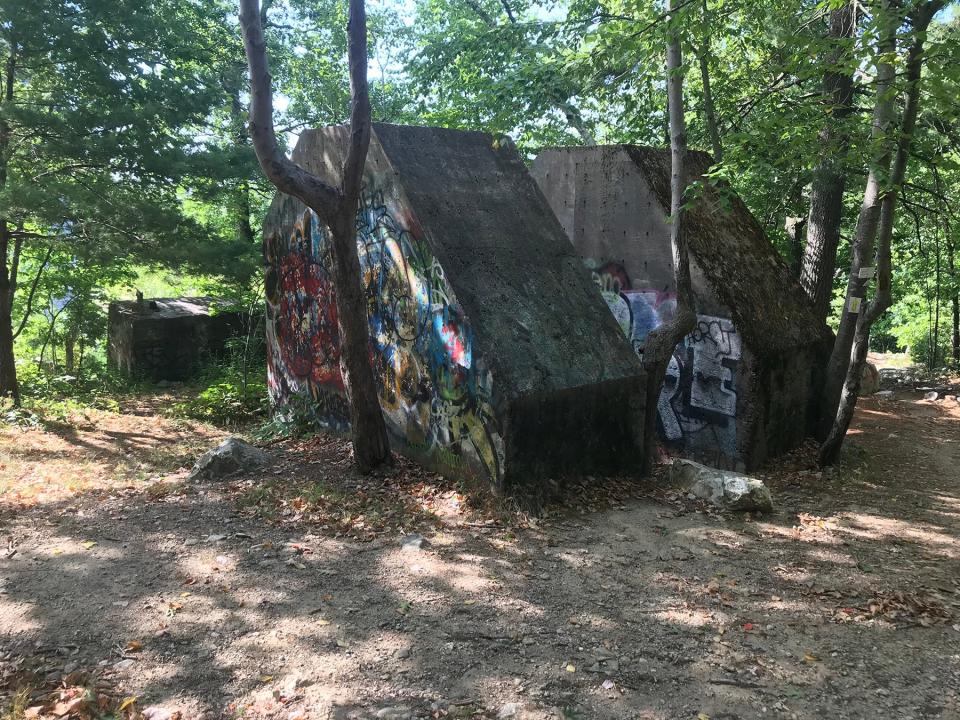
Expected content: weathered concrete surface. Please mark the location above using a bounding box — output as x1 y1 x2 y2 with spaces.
263 124 646 504
108 297 246 381
532 146 833 471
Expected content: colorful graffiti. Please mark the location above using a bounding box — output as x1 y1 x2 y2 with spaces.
588 260 742 462
266 189 504 483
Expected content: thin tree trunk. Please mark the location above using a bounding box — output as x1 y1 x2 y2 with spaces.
698 0 723 161
0 51 18 403
933 229 942 368
817 1 897 440
818 0 942 464
934 167 959 364
239 0 391 471
800 2 857 323
642 0 697 475
951 239 959 364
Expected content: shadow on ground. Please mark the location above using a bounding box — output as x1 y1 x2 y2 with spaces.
1 392 959 719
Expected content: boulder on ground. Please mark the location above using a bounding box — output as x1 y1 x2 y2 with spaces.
859 361 880 395
670 458 773 512
189 437 269 481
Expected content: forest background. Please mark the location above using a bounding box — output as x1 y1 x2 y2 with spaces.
1 0 957 422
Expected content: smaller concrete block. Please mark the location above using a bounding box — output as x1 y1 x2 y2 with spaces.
190 438 269 481
671 458 773 512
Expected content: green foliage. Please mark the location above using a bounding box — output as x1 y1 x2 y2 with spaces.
254 390 324 441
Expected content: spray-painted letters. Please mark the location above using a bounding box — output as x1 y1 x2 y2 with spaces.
588 260 742 462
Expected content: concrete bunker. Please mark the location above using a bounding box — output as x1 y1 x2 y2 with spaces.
532 146 833 471
263 124 646 502
108 297 246 381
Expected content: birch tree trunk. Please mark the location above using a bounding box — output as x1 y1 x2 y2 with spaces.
818 0 943 464
641 0 697 474
800 2 856 324
239 0 391 471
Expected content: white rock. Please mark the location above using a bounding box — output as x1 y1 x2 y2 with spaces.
671 459 773 512
498 703 521 718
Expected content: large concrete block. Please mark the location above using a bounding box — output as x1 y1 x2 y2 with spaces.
263 124 646 503
532 146 833 471
108 297 246 381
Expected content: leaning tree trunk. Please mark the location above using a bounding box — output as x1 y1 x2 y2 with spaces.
641 0 697 474
800 2 857 323
817 0 896 440
239 0 391 471
818 0 942 464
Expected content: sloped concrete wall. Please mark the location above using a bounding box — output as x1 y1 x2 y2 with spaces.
264 125 647 501
532 146 827 470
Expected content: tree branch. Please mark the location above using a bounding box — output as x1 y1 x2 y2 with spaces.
238 0 341 217
13 245 53 340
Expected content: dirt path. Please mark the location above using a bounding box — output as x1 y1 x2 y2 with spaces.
1 390 959 720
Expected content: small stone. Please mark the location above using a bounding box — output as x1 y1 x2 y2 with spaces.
401 534 428 551
396 647 411 659
114 659 135 670
924 391 939 401
498 703 520 718
375 706 411 720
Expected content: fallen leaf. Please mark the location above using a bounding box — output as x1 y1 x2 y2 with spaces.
125 640 143 652
803 652 820 663
119 696 138 711
698 714 711 720
742 623 754 632
82 540 97 549
565 664 576 673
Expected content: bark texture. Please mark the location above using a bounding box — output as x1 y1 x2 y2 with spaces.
0 51 18 403
642 0 697 475
819 0 942 464
800 3 857 323
698 0 723 162
239 0 390 471
817 1 896 440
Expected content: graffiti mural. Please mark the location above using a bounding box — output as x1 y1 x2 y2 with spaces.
587 259 743 462
266 189 504 483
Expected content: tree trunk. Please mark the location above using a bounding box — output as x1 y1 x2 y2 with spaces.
951 241 960 364
0 251 19 404
328 213 391 469
817 1 896 440
698 0 723 161
239 0 391 472
800 2 856 323
0 51 18 403
818 0 941 464
642 0 697 474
